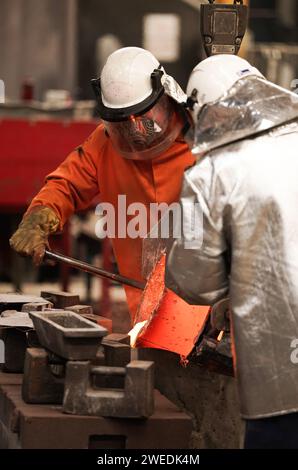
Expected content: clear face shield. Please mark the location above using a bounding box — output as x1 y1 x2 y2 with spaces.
102 95 186 160
92 68 191 160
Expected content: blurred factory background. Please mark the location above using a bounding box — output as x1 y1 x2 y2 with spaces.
1 0 298 101
0 0 298 324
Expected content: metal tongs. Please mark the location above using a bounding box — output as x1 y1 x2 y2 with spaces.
44 250 145 290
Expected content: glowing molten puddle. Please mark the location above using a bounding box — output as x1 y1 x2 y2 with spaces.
131 255 210 357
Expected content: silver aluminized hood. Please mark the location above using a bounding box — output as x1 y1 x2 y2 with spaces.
190 76 298 155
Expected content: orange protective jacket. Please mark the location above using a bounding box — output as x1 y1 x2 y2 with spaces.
28 124 195 320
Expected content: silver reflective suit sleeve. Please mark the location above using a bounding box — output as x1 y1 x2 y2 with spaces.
165 156 229 306
168 119 298 420
166 72 298 419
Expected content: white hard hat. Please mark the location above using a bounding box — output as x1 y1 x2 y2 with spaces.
100 47 160 109
186 54 264 123
91 46 189 160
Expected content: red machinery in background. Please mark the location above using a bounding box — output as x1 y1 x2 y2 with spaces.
0 119 97 208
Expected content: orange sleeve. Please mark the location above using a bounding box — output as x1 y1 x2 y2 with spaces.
27 125 105 229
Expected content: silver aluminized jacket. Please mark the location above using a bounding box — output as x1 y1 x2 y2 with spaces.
166 77 298 419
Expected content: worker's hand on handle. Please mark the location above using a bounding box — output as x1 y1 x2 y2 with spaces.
9 206 60 266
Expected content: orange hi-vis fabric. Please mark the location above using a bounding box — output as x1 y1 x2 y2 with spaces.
27 124 195 320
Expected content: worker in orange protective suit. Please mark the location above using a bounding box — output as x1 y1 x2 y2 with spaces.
10 47 194 321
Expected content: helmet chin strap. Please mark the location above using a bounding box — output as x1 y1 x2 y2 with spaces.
186 89 198 111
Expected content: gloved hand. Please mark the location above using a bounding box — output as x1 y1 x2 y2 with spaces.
210 297 230 332
9 206 60 266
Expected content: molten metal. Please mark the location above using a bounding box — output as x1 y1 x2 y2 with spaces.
132 255 210 357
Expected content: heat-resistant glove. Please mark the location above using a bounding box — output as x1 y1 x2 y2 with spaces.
9 206 60 266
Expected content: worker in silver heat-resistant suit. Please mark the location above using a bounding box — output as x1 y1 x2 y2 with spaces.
165 54 298 449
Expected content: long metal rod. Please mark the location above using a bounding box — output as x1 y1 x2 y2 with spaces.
44 250 145 291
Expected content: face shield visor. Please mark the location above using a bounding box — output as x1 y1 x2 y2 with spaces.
91 68 190 160
102 94 186 160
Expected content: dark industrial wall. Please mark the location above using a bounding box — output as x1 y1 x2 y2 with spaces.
0 0 77 101
77 0 202 99
0 0 203 101
250 0 298 43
